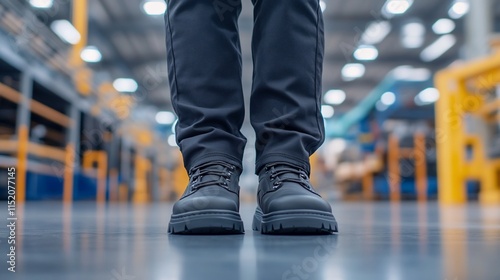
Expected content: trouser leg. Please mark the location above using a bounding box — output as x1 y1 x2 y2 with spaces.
165 0 247 171
250 0 325 174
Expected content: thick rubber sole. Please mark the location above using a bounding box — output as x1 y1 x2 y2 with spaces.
168 210 244 235
252 207 338 235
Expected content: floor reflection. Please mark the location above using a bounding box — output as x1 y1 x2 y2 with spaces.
1 201 499 280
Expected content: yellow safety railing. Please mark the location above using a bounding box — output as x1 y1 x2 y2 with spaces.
82 151 108 204
435 51 500 204
386 133 428 202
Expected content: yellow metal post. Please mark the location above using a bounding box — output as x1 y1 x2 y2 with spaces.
133 154 151 203
16 125 28 203
435 73 467 204
388 135 401 201
63 144 75 203
414 133 428 202
71 0 92 95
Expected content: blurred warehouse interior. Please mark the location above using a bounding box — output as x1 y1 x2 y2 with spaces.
0 0 500 203
2 1 500 279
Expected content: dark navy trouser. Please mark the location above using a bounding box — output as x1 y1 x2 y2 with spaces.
165 0 325 174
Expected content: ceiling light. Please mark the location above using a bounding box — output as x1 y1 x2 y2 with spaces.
321 105 335 119
320 0 326 13
80 46 102 63
420 34 456 62
432 18 456 35
29 0 53 8
354 45 379 61
381 92 396 106
324 89 346 105
415 87 440 105
50 20 81 45
383 0 414 16
392 66 431 81
401 21 425 49
361 21 392 45
113 78 138 93
342 63 366 81
143 0 167 16
449 0 469 19
155 111 176 125
168 134 178 147
376 100 389 111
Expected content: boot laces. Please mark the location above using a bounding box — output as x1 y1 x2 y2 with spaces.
189 161 235 191
265 163 310 190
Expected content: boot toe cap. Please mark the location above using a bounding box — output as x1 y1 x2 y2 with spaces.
173 195 239 215
266 194 332 213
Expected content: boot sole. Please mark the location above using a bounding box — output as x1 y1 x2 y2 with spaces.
168 210 244 235
252 207 338 235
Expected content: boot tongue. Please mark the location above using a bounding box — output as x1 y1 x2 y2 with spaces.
272 164 302 180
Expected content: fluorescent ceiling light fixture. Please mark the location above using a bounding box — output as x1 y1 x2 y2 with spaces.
432 18 456 35
361 21 392 45
420 34 456 62
155 111 176 125
381 92 396 106
324 89 346 105
80 46 102 63
168 134 177 147
354 45 379 61
50 20 81 45
29 0 53 8
449 0 469 19
383 0 414 16
342 63 366 80
113 78 138 93
401 21 425 49
142 0 167 16
415 87 440 105
321 105 335 119
392 66 431 81
320 0 326 13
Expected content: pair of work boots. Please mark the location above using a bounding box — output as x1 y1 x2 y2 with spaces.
168 161 338 234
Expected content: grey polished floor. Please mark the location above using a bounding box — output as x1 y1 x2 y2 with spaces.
1 201 500 280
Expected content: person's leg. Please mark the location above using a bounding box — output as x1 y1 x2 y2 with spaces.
166 0 247 172
250 0 325 175
250 0 337 234
165 0 246 234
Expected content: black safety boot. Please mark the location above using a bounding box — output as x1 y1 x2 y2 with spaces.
168 161 244 234
253 162 338 234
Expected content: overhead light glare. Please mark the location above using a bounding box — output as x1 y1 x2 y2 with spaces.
420 34 456 62
80 46 102 63
415 87 440 105
143 0 167 16
432 18 456 35
401 21 425 48
155 111 176 125
354 45 379 61
320 0 326 13
342 63 366 81
324 90 346 105
113 78 138 93
321 105 335 119
50 20 81 45
383 0 414 16
392 66 432 81
381 92 396 106
449 0 469 19
361 21 392 45
29 0 53 9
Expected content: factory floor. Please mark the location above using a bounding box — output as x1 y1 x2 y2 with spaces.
1 201 500 280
